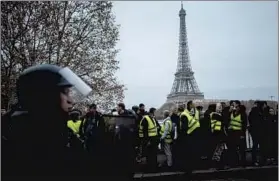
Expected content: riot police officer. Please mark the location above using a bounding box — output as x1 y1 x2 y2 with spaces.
2 64 92 178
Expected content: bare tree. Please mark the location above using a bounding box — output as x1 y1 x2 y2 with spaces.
1 1 124 111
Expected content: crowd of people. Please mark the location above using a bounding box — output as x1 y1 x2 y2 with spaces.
117 100 277 173
58 99 278 174
1 64 278 180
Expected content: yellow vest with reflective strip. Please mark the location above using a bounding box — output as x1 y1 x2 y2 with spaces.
180 109 200 134
67 120 82 138
160 119 173 143
210 112 222 133
229 113 242 130
139 115 158 137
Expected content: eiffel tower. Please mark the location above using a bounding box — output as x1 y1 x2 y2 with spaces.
167 2 204 103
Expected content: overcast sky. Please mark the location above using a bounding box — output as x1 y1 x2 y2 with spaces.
112 1 278 109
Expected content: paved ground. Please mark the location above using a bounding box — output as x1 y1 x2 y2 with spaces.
134 153 278 181
134 165 277 178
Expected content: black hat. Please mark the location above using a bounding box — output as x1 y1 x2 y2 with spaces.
139 103 145 108
89 103 97 109
149 107 156 114
132 105 139 111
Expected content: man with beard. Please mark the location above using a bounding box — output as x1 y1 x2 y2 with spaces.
114 103 136 179
117 103 129 115
83 103 105 174
139 107 160 172
138 103 148 117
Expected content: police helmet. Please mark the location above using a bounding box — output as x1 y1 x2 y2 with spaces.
132 105 139 110
17 64 92 110
17 65 72 108
132 105 139 112
127 109 136 116
18 64 72 88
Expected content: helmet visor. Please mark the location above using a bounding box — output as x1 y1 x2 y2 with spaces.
59 67 92 103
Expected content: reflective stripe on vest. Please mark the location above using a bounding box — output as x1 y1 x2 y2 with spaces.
180 109 200 134
229 113 242 130
139 115 158 137
210 112 222 133
67 120 82 137
160 119 173 143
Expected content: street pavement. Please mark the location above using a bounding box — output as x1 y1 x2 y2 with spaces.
134 154 278 181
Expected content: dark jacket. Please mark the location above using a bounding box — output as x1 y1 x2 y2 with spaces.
180 113 188 135
248 107 263 132
118 109 132 116
83 111 105 139
170 113 179 126
266 114 278 136
114 112 136 178
222 106 231 128
2 111 85 177
202 109 213 134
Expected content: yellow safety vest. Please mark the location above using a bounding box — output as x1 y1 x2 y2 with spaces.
160 118 173 143
180 109 200 134
210 112 222 133
67 120 82 138
139 115 158 138
229 113 242 131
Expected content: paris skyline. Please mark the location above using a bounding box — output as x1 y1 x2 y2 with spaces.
113 1 278 109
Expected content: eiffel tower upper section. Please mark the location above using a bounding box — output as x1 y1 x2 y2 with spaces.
167 2 204 103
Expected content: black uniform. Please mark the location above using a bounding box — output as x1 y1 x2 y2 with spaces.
83 111 105 152
2 64 89 178
82 111 106 175
249 106 264 164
